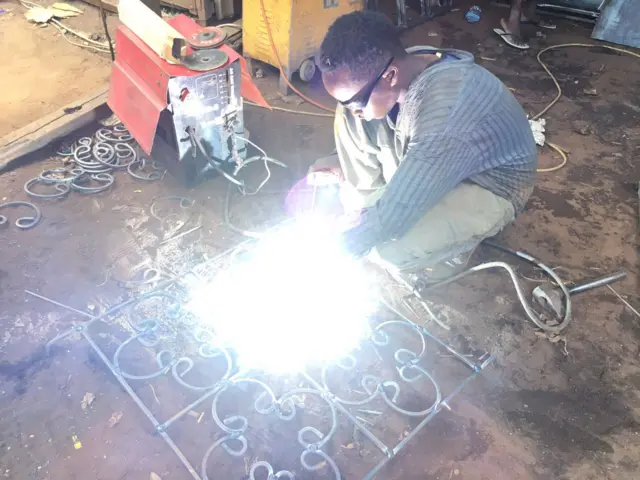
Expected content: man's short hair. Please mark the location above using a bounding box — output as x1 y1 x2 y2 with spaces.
317 11 406 81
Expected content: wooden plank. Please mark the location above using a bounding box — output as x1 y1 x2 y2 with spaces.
118 0 186 64
592 0 640 48
79 0 119 14
80 0 178 16
0 87 110 172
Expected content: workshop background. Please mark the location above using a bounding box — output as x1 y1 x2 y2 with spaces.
0 0 639 479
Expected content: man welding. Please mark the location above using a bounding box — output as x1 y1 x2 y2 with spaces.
310 11 537 282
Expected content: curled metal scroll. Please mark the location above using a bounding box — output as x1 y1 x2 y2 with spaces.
168 326 234 391
24 178 71 199
96 126 132 143
111 143 138 168
112 320 177 380
53 124 161 192
203 380 342 480
39 168 85 183
70 172 114 194
113 123 129 134
127 156 165 181
74 144 112 173
126 291 184 332
0 201 42 229
92 141 116 166
320 320 441 417
77 136 93 147
250 461 295 480
150 196 195 222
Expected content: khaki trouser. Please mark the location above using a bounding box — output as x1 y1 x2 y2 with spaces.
323 104 516 273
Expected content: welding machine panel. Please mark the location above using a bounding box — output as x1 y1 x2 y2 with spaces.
162 59 246 185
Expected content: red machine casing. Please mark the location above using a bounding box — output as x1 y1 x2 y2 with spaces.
108 14 268 156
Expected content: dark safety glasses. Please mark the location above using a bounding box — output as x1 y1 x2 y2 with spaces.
340 57 394 111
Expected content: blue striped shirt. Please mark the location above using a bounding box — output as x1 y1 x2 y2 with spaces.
342 48 537 256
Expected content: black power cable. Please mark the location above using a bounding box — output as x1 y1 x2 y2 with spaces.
99 0 115 61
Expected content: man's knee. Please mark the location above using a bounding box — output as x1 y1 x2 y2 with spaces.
369 185 516 272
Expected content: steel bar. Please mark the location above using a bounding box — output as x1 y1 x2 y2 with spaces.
25 290 94 318
569 270 627 294
382 299 479 371
82 331 202 480
363 356 495 480
303 372 392 456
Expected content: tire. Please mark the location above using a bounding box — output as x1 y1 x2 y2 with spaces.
299 58 316 82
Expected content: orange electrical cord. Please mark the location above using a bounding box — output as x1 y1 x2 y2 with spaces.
258 0 335 113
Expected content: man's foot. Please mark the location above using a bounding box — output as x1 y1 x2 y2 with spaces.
494 19 530 50
408 247 478 289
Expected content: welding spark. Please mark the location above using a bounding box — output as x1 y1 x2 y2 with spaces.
186 218 376 374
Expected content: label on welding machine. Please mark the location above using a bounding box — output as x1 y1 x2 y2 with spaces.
195 73 226 101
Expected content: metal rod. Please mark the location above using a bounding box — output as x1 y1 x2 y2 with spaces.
25 290 94 318
607 285 640 320
569 270 627 295
158 224 203 246
363 358 493 480
384 270 450 330
381 299 480 372
302 372 391 456
82 331 201 479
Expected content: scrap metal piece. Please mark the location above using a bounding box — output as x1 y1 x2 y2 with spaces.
532 283 564 319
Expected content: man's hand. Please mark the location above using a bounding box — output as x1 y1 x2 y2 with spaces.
306 167 343 186
335 210 362 232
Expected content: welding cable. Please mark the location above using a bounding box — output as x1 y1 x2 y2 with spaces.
483 240 572 333
99 0 115 61
537 142 567 173
217 24 242 44
217 23 242 30
188 127 245 188
533 43 640 121
224 154 289 239
422 241 572 334
258 0 335 113
20 1 113 53
531 43 640 173
51 23 112 54
233 134 289 195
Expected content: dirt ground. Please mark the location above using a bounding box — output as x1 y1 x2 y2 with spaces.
1 2 639 480
0 0 120 137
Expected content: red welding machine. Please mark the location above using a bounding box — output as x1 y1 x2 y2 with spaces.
108 15 268 186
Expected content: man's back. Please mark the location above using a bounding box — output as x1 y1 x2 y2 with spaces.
396 48 537 214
